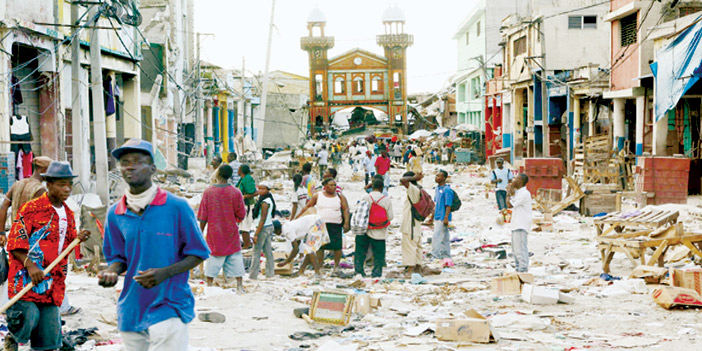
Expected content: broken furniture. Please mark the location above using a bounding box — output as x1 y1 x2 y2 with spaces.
593 209 679 237
597 222 702 273
534 176 584 216
594 208 701 273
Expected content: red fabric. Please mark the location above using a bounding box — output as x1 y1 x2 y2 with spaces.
22 151 33 178
7 193 77 306
375 156 391 175
391 136 398 142
197 185 246 256
115 188 168 215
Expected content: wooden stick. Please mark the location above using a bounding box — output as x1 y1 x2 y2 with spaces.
0 238 81 314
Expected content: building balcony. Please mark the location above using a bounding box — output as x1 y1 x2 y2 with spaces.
300 36 335 50
376 33 414 47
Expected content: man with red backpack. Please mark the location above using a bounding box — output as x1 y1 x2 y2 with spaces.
354 179 393 278
400 171 433 276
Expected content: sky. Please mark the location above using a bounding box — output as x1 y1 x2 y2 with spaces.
194 0 480 94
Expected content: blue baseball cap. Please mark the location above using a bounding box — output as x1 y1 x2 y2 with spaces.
111 139 155 161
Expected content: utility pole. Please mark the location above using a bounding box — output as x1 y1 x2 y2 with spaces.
71 2 90 192
239 56 246 137
195 32 214 158
89 5 109 205
258 0 276 147
195 33 203 157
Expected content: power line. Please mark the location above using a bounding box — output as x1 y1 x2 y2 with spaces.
542 0 612 20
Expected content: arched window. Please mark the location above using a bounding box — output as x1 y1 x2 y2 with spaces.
393 72 401 99
371 75 383 93
334 76 345 94
352 75 364 94
314 74 323 100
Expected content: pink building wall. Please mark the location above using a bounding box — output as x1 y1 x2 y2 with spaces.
610 0 640 92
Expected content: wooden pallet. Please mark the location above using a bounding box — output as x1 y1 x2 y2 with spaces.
534 176 585 216
597 223 702 273
593 209 680 237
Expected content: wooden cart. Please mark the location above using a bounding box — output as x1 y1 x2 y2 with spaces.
597 223 702 273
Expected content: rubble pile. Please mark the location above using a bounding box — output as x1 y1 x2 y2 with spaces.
56 153 702 350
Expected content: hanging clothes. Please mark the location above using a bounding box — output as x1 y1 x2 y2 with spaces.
104 76 116 116
10 115 29 136
113 83 121 120
10 115 31 173
22 151 33 179
16 149 24 181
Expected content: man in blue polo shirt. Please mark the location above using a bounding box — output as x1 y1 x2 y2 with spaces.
98 139 210 351
432 170 454 259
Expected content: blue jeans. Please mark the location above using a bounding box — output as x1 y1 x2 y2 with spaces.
496 190 507 210
249 225 274 279
512 229 529 272
432 221 451 259
7 300 61 350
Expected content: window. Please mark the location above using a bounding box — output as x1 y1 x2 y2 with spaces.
476 21 480 37
620 13 637 47
334 76 345 94
458 83 466 103
569 16 597 29
314 74 323 100
583 16 597 29
371 75 383 93
352 75 364 94
568 16 581 29
513 36 526 56
465 31 469 45
393 72 401 99
471 77 481 99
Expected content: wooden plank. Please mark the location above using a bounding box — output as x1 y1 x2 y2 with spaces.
682 239 702 259
618 241 640 267
646 240 669 266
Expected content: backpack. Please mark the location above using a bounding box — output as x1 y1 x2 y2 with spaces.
367 195 390 229
450 188 462 212
409 186 435 221
350 200 370 235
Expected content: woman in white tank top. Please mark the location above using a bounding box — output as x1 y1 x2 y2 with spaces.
295 178 350 275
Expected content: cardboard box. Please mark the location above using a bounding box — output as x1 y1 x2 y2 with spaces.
491 273 534 295
369 296 382 309
521 283 560 305
670 268 702 296
355 295 370 315
652 286 702 309
630 265 668 284
261 252 294 276
435 309 499 343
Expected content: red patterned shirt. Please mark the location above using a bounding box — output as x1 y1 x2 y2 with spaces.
7 193 77 306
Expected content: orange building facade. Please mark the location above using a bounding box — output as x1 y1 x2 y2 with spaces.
301 6 413 135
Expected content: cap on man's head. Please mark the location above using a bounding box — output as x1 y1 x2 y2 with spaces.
496 157 504 163
258 181 272 189
33 156 52 169
111 139 154 161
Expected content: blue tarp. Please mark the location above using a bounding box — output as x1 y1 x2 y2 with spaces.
651 15 702 122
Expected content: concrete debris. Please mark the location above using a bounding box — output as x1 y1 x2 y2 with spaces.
56 137 702 350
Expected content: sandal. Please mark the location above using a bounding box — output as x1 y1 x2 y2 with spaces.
61 306 82 317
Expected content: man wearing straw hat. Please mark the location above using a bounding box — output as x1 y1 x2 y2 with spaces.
98 139 209 351
4 161 91 351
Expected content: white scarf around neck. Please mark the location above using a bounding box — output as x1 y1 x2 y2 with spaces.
126 184 158 213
